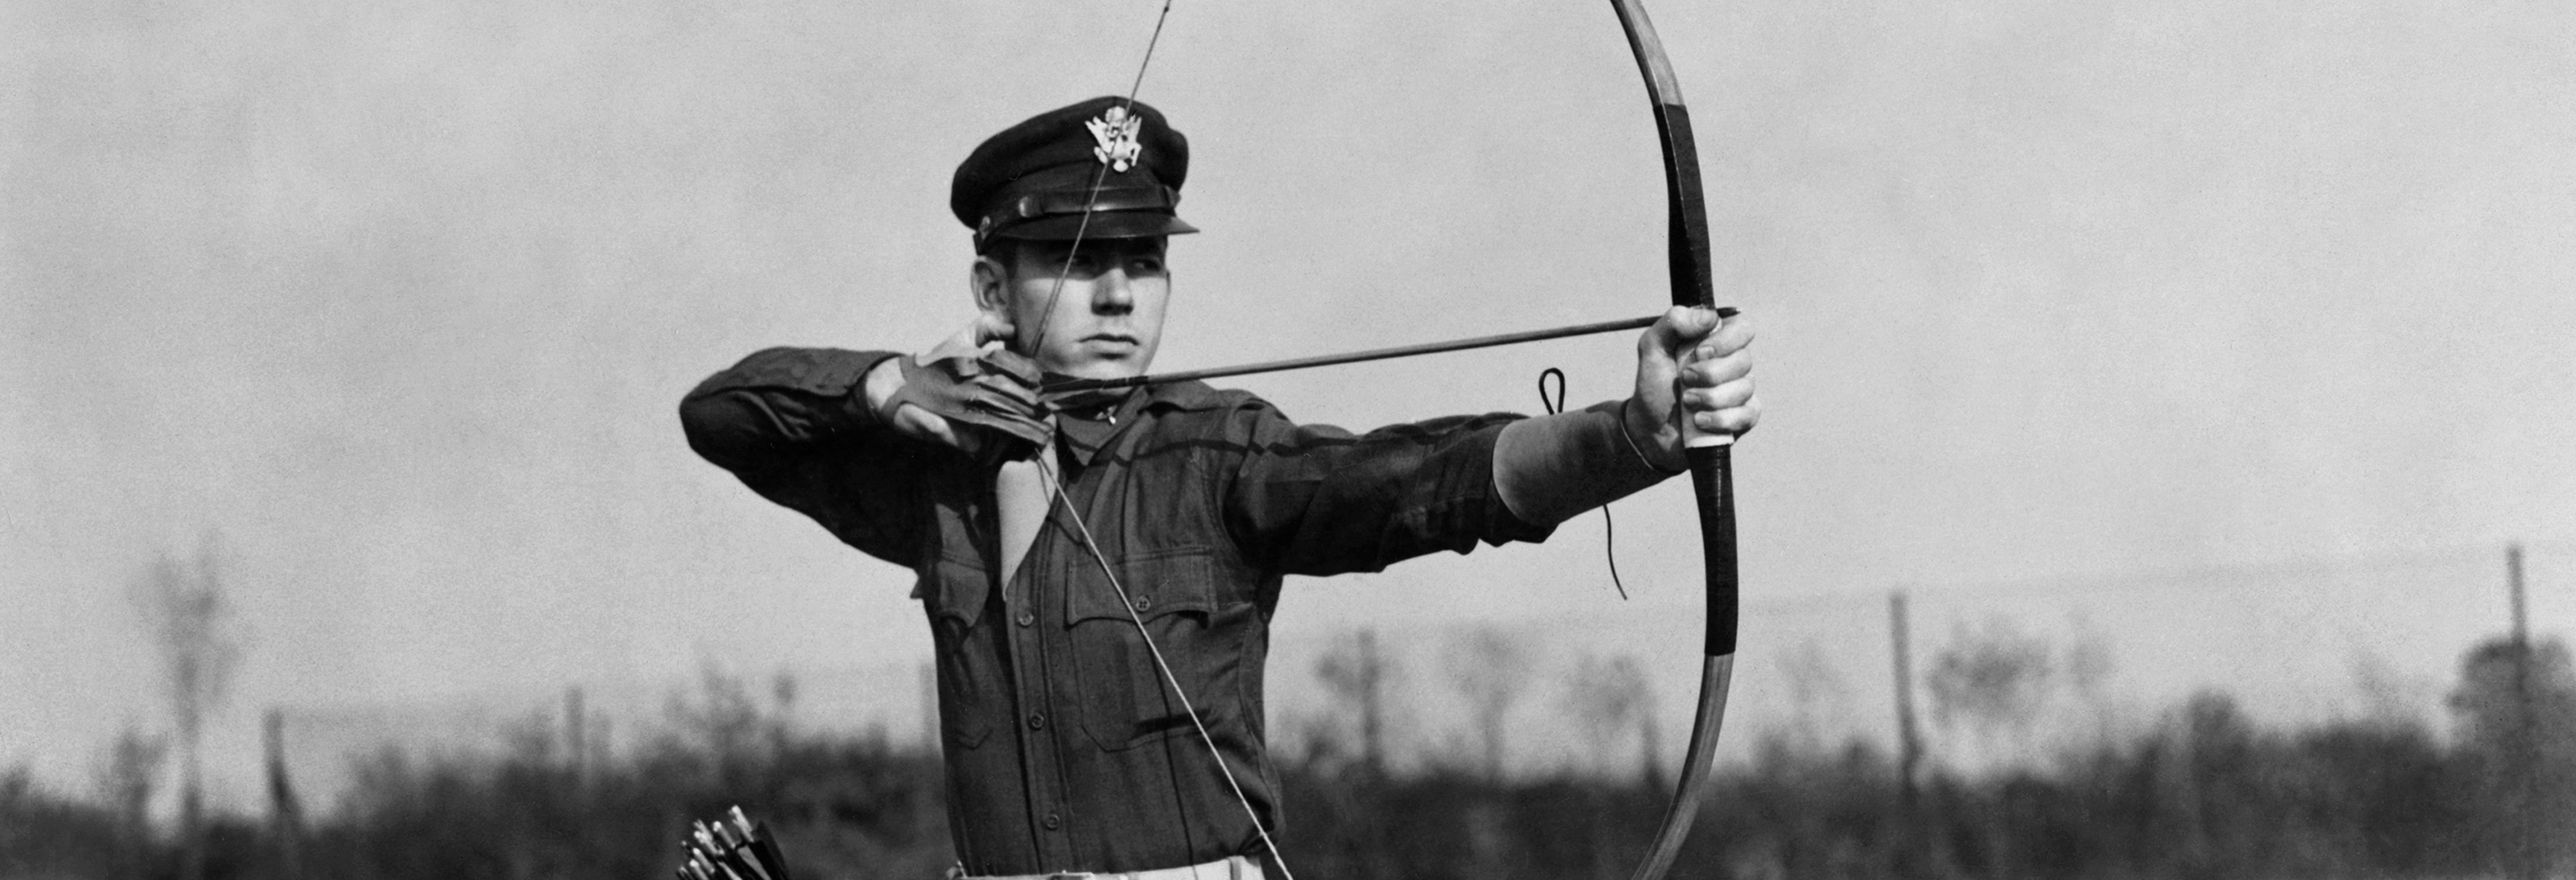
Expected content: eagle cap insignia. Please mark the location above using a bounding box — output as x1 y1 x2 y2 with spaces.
1086 106 1144 173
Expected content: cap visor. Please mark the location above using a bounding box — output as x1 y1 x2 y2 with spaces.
992 212 1199 241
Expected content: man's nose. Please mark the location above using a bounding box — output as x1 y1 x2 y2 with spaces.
1090 267 1133 314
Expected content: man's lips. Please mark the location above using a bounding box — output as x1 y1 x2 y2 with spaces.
1081 334 1139 348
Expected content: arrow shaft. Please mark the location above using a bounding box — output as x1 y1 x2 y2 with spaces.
1045 315 1658 392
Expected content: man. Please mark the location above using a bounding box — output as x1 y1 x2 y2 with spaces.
679 96 1758 879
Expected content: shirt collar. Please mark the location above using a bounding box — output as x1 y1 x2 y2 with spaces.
1049 380 1229 468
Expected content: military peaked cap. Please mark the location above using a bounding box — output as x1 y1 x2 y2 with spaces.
951 96 1198 251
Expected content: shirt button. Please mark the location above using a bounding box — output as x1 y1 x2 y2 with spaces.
1015 610 1036 627
1043 811 1062 831
1131 594 1154 611
1028 712 1046 730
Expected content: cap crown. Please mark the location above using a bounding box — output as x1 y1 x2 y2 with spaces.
950 97 1194 247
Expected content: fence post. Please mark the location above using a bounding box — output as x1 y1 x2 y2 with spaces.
265 707 304 880
567 685 589 798
1889 590 1925 876
2507 541 2538 880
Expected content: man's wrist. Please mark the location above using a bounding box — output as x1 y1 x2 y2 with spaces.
1618 396 1686 474
860 355 909 424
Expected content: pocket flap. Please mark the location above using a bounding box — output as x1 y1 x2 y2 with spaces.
1063 546 1216 625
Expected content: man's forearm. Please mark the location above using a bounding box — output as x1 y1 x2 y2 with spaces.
1492 398 1682 527
678 347 903 474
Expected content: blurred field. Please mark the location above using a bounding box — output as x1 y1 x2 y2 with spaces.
7 612 2569 880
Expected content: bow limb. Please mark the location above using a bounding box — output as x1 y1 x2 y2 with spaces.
1607 2 1741 879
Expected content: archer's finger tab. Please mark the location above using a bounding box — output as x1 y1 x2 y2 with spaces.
982 349 1043 386
953 97 1199 254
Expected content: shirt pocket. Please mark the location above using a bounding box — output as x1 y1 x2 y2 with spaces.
921 558 999 749
1063 546 1225 751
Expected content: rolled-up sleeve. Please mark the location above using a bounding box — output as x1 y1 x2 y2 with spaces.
679 347 928 566
1217 397 1556 576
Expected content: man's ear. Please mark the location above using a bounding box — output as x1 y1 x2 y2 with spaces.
970 252 1011 318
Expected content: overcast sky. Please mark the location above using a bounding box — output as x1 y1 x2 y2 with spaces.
5 0 2572 809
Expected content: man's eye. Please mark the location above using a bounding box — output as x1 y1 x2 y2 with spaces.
1131 258 1163 275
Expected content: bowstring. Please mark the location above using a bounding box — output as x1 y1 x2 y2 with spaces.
1020 3 1302 876
1021 0 1177 357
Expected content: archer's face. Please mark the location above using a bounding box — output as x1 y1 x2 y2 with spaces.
979 236 1171 381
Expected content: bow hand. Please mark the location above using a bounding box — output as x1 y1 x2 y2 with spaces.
1629 306 1759 469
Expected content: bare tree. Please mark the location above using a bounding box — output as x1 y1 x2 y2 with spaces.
264 708 306 879
1925 616 2056 772
2062 619 2121 748
1315 629 1394 776
2450 636 2576 876
664 658 767 788
770 670 801 766
129 532 246 880
1448 626 1533 783
1564 651 1657 880
1776 639 1850 750
93 722 167 876
1569 653 1654 781
1925 617 2059 880
2349 647 2432 729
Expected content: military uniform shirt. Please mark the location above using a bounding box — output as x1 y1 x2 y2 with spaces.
678 346 1555 875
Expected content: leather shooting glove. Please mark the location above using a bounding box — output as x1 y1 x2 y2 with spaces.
877 339 1051 456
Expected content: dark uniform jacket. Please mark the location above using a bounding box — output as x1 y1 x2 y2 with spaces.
679 346 1555 875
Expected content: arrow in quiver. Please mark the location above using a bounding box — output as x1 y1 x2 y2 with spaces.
676 806 792 880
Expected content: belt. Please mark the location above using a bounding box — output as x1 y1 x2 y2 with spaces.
957 855 1262 880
